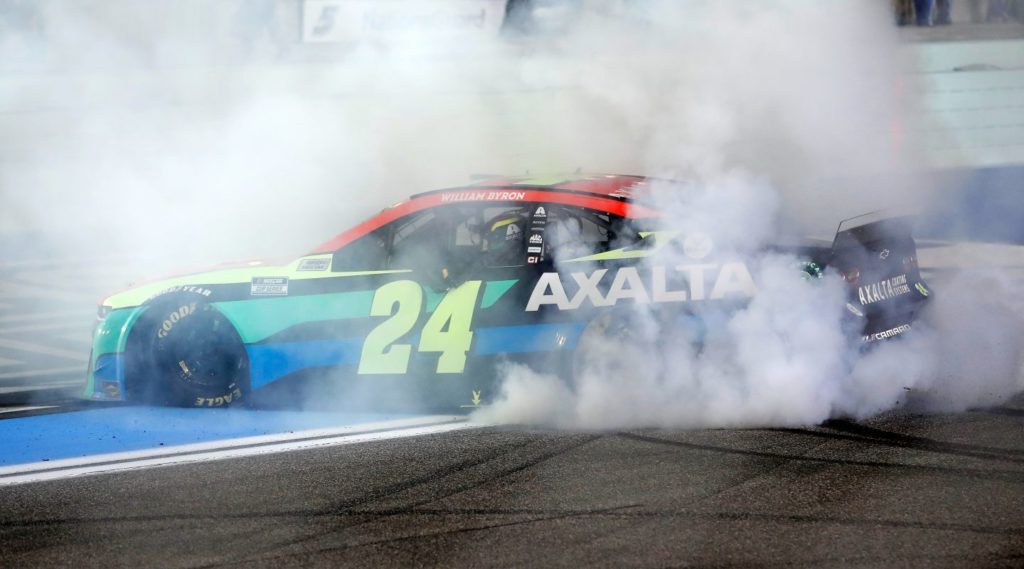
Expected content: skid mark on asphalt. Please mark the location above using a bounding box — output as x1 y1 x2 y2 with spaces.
236 433 603 565
776 418 1024 461
5 505 1021 537
616 432 1024 483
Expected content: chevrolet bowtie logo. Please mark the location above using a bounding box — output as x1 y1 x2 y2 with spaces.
879 249 890 260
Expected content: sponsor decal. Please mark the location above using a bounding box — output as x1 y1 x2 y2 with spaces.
858 274 910 305
101 381 121 398
527 256 539 264
297 258 331 271
915 282 929 297
682 233 713 260
862 323 911 342
534 206 546 217
157 285 212 298
529 234 543 245
458 389 483 409
846 303 864 317
251 277 289 296
506 223 522 240
526 263 756 311
439 190 527 203
157 302 198 339
527 246 542 254
879 249 890 260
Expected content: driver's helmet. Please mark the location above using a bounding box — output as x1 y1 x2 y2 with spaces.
483 211 528 265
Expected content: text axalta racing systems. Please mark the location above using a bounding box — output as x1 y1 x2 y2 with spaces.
526 263 756 311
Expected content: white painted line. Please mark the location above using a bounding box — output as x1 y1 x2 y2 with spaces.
59 333 94 349
0 321 91 334
0 338 89 363
0 310 92 324
0 257 134 270
0 405 56 415
0 282 100 304
0 415 465 474
0 416 483 486
0 377 82 390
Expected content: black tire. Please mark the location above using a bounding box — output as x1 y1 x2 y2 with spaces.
129 294 249 407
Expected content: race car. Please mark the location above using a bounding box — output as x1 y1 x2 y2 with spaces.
85 174 931 408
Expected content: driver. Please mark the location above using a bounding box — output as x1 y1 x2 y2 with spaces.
483 211 528 267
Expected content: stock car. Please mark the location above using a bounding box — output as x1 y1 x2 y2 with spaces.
85 174 931 408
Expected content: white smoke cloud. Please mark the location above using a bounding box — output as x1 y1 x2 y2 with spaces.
1 0 922 273
2 1 1019 421
474 1 1024 428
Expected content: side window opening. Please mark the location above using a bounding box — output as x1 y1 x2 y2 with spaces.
389 211 445 270
331 229 388 272
387 204 531 273
543 206 647 262
545 207 610 261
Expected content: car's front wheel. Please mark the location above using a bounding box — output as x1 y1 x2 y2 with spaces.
130 294 249 407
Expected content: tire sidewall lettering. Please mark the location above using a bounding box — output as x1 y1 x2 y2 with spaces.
156 302 198 339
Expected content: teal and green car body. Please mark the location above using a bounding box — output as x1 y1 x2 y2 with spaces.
84 175 932 408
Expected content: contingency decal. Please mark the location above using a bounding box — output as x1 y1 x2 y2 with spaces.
358 280 482 375
251 277 289 296
296 258 331 271
526 264 756 311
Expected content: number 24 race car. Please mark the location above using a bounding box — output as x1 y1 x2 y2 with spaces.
86 174 931 409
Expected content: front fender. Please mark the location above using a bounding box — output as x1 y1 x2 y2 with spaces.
83 306 148 401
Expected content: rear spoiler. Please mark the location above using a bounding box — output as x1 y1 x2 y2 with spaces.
831 211 916 252
829 211 930 338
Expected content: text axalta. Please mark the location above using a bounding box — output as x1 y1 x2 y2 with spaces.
858 274 910 305
526 263 756 311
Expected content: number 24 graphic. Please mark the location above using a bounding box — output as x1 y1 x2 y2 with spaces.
358 280 481 375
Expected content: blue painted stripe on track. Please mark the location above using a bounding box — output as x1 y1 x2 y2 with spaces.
0 408 411 467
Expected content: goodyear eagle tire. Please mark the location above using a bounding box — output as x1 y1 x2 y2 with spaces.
133 294 249 407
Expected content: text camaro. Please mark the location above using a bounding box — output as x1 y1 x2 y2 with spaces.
85 175 931 408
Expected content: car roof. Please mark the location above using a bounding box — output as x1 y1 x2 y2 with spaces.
413 173 651 201
309 174 662 254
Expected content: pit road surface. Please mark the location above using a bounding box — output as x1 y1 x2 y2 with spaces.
2 398 1024 568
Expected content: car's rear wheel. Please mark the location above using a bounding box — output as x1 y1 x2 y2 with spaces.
130 294 249 407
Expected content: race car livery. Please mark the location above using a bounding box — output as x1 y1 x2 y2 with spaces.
85 174 931 408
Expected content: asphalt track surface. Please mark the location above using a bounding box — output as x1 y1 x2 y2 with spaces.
1 396 1023 569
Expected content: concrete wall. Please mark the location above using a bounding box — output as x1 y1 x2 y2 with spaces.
915 40 1024 168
